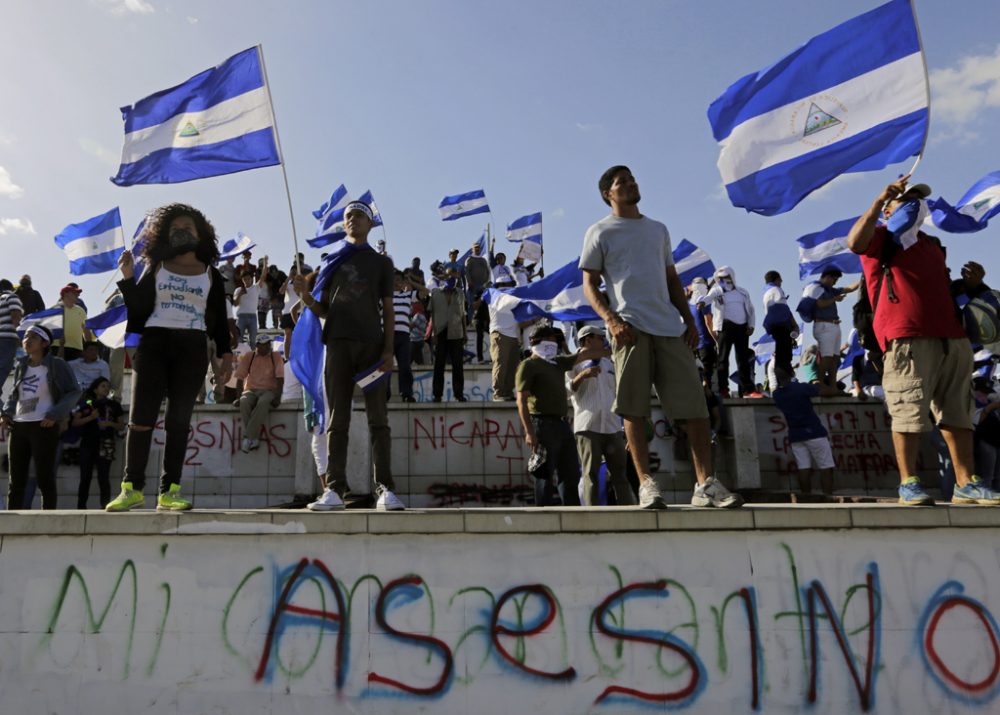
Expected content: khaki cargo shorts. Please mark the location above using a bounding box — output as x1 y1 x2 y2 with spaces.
882 337 973 433
612 329 708 420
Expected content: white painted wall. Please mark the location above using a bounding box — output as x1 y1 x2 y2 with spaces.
5 529 999 713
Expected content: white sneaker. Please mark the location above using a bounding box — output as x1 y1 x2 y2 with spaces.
691 476 744 508
376 487 406 511
240 438 252 453
307 489 345 511
638 478 667 510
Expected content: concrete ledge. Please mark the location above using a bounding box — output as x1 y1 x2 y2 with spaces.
0 505 997 536
464 510 561 533
660 507 756 531
849 503 951 529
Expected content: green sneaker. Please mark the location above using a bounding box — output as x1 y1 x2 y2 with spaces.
157 483 193 511
106 482 145 512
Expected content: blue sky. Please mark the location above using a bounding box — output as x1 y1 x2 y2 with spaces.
1 0 998 331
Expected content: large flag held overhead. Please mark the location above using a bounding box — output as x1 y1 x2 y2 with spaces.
18 308 64 341
708 0 929 216
219 232 257 261
673 239 716 285
439 189 490 221
85 304 140 349
930 171 1000 233
54 208 125 276
796 216 863 279
483 258 599 323
111 47 280 186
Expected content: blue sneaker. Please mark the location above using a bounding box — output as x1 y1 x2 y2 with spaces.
898 477 934 506
952 477 1000 505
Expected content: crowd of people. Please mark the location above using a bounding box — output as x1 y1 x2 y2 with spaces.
2 167 999 512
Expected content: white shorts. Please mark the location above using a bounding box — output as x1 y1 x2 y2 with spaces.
791 436 835 470
812 322 841 359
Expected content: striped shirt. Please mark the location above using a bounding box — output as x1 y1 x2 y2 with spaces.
0 291 23 341
393 290 414 334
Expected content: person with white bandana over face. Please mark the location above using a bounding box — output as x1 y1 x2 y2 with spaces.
703 266 758 398
515 325 609 507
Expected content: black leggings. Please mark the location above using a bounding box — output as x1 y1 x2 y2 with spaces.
7 421 60 509
124 328 208 493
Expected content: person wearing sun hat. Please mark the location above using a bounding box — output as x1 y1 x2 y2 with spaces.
1 323 81 509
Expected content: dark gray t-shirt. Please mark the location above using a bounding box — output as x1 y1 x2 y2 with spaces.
322 251 394 344
579 214 684 337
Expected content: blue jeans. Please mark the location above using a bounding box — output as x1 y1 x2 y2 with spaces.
236 313 257 346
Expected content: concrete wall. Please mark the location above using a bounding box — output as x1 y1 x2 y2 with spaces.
2 509 999 714
1 395 931 509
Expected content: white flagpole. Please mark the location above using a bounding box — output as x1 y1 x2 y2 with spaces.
256 44 302 275
906 0 930 179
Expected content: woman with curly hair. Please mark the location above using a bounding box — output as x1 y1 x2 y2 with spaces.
106 203 233 512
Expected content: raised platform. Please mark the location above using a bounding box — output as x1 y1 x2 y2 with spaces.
1 503 997 535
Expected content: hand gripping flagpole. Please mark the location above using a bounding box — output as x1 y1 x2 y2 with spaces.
905 0 931 180
257 44 302 275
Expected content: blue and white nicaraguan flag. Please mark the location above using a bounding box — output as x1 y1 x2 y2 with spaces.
111 47 280 186
312 184 349 220
85 304 140 349
708 0 929 216
672 239 716 285
310 184 351 248
796 216 863 279
439 189 490 221
508 212 544 264
357 190 384 227
53 208 125 276
930 171 1000 233
484 258 599 323
506 213 542 242
219 232 257 261
17 308 64 341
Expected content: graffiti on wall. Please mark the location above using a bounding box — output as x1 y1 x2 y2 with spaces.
19 532 1000 714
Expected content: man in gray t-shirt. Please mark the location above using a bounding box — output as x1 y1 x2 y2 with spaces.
580 165 743 511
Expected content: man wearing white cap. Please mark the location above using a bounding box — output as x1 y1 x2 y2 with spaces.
234 334 284 453
568 325 636 505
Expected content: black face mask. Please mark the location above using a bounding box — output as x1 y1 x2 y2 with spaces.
168 229 199 256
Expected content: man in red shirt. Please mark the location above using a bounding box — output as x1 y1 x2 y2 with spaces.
848 176 999 506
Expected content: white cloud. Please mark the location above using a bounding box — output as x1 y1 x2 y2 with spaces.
186 16 199 24
79 137 120 167
0 218 36 235
92 0 155 15
0 130 14 147
550 208 566 220
0 167 24 199
575 122 604 133
929 44 1000 126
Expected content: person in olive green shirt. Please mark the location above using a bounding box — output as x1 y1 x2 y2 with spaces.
429 278 467 402
515 324 610 506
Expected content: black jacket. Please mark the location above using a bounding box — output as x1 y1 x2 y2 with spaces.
118 265 232 358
